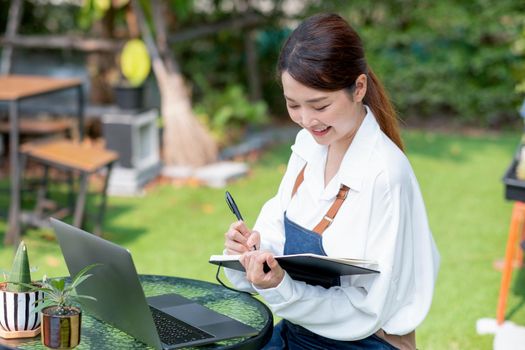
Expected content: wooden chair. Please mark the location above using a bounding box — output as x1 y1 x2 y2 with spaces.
20 139 118 236
0 118 75 137
0 118 74 171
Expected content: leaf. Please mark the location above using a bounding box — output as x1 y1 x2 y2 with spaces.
50 278 66 291
70 263 101 288
33 301 55 315
70 274 93 289
5 281 41 292
75 294 98 302
9 241 32 291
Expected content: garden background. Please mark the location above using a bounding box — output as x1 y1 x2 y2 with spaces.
1 0 525 349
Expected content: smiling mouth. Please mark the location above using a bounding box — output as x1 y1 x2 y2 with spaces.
311 126 331 136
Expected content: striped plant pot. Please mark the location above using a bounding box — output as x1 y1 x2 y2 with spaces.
41 306 81 349
0 283 41 333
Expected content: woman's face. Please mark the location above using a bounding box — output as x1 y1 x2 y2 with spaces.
281 71 366 152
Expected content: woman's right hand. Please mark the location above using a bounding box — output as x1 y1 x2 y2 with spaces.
224 221 261 255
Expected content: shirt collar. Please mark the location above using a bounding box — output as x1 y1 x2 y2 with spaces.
290 128 325 165
290 105 380 193
337 105 380 192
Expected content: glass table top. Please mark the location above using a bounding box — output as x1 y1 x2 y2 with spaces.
0 275 272 350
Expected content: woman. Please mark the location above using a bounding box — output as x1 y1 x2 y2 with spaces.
224 13 439 350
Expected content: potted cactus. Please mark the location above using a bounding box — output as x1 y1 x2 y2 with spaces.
0 241 42 339
113 38 151 110
18 264 99 349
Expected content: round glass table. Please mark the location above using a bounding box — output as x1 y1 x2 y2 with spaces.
0 275 273 350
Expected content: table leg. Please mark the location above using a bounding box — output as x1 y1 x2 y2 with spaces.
35 165 50 218
95 162 113 236
77 85 84 141
5 100 20 245
73 173 88 229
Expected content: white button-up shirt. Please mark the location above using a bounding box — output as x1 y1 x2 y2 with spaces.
225 106 440 341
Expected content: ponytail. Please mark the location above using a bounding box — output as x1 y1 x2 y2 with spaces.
364 68 404 152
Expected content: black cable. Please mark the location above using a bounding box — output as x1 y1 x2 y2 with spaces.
215 263 257 296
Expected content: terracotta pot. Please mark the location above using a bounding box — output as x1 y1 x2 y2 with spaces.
41 306 81 349
0 282 41 332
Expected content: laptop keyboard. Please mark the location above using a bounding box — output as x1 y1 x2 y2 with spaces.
149 306 214 345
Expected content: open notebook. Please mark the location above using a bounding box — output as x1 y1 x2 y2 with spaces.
210 253 379 288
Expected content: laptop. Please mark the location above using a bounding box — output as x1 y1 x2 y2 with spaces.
50 218 258 350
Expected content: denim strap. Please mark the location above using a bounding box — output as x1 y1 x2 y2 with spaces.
290 164 350 235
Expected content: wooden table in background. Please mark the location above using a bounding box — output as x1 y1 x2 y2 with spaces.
0 75 84 245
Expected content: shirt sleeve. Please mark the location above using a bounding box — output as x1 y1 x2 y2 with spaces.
254 169 438 340
224 151 306 290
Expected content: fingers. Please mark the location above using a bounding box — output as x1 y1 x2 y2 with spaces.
224 241 249 255
241 251 284 289
232 221 251 237
225 224 248 244
240 252 263 280
239 252 251 269
246 230 261 250
224 221 254 255
266 254 280 269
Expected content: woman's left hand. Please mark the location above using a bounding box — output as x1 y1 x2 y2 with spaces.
240 251 285 289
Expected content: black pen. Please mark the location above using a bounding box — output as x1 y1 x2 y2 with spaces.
225 191 257 251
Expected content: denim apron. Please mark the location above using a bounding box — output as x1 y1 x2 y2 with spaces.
263 166 398 350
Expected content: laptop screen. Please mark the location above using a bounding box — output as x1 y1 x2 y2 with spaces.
51 218 163 349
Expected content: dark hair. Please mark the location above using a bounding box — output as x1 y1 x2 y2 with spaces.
278 13 404 151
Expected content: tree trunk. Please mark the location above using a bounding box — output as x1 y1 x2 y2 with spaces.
1 0 23 74
244 29 262 101
132 0 217 167
86 7 117 105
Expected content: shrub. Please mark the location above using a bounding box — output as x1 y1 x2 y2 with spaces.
194 81 269 146
336 0 525 125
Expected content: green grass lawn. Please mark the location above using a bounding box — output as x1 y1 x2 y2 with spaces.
1 129 524 348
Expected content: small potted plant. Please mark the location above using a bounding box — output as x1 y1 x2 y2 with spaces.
113 38 151 110
0 241 42 339
21 264 99 349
